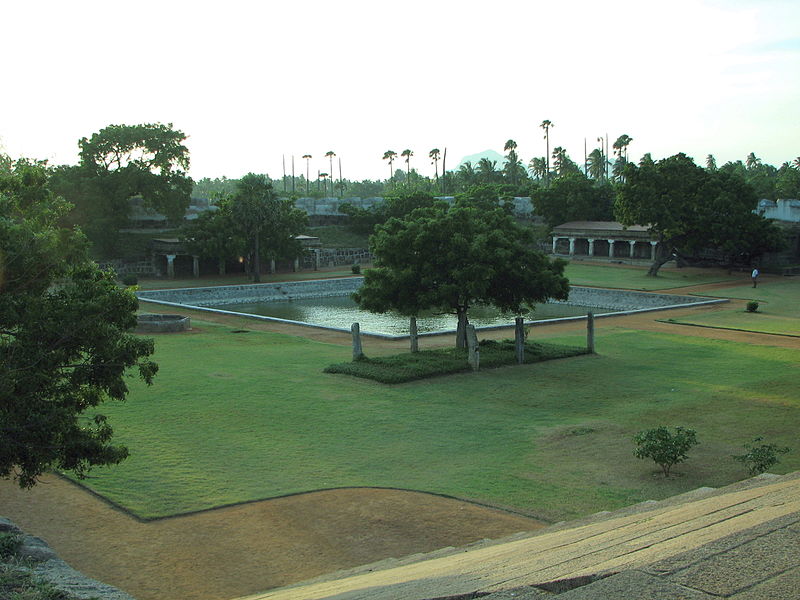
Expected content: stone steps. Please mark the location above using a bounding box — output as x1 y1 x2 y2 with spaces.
232 472 800 600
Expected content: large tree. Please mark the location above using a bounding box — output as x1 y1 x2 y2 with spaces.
1 160 157 488
354 200 570 348
616 153 784 276
533 173 615 227
53 123 192 255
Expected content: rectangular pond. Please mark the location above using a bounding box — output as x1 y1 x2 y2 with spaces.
136 277 727 338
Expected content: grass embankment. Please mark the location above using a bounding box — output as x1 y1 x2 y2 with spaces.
0 532 74 600
660 278 800 336
71 319 800 522
324 340 588 383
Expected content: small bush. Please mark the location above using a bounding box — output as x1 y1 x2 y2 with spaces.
746 301 759 313
0 532 21 559
121 273 139 286
733 436 791 476
633 426 698 477
351 264 361 274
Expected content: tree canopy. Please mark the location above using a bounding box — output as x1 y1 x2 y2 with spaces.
52 123 192 256
532 173 615 227
616 153 784 275
0 160 157 488
354 199 570 347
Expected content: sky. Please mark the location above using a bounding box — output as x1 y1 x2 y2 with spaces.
2 0 799 182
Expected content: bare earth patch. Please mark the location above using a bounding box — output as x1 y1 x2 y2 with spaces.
0 476 543 600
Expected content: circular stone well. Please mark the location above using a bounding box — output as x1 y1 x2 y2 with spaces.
136 313 191 333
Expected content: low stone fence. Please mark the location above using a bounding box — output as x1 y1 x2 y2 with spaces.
556 287 707 311
96 258 156 277
303 248 373 269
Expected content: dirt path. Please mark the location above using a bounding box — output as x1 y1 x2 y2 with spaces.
0 476 542 600
3 275 796 600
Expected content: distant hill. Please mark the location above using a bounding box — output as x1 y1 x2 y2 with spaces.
448 149 506 172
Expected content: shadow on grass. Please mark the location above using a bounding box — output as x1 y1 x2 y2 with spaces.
325 340 590 383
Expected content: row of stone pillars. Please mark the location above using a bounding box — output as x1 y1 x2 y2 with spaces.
350 314 597 368
162 254 301 279
552 237 658 260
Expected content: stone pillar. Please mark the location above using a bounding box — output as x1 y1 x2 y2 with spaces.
650 241 658 260
587 312 595 354
587 238 595 256
351 323 363 360
466 324 480 371
410 317 418 353
313 249 320 271
628 240 636 258
515 317 525 364
293 258 299 272
551 236 558 254
269 259 276 274
607 239 615 258
192 255 200 278
568 237 576 256
166 254 176 279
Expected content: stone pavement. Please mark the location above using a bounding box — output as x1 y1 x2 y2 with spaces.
236 472 800 600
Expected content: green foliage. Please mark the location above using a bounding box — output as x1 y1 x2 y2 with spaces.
52 123 192 256
339 189 436 235
351 263 361 274
616 153 784 276
121 273 138 286
532 173 615 227
0 161 157 488
324 340 588 383
354 200 570 347
733 436 791 476
746 301 759 313
633 426 699 477
0 533 21 559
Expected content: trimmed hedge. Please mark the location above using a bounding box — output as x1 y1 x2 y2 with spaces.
324 339 588 383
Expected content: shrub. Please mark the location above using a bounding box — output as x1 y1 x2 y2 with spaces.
733 436 791 476
0 532 21 559
351 264 361 274
745 301 759 312
633 426 698 477
121 273 139 286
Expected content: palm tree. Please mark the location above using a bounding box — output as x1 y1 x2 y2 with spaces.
302 154 312 195
325 150 336 196
528 156 547 181
794 157 800 169
401 149 413 185
587 148 606 180
319 172 329 196
612 135 633 182
477 157 498 183
706 154 717 171
457 161 477 187
429 148 441 190
503 139 519 186
746 152 761 170
382 150 397 182
540 120 553 186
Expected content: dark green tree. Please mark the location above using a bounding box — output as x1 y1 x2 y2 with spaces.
354 201 570 348
634 426 698 477
533 173 615 227
616 153 784 276
181 202 244 274
0 160 157 488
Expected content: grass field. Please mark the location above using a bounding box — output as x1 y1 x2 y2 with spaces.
663 278 800 336
72 317 800 522
563 263 740 290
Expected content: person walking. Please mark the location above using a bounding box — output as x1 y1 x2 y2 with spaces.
751 267 760 288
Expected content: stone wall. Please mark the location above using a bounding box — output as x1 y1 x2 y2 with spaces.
0 517 135 600
303 248 374 269
96 258 157 277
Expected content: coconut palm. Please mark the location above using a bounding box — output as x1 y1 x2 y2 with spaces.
706 154 717 171
325 150 336 195
319 172 329 196
477 157 499 183
401 149 413 185
794 157 800 169
503 139 520 186
302 154 312 194
383 150 397 182
746 152 761 170
540 120 553 185
528 156 547 181
429 148 441 190
587 148 606 180
457 161 477 187
612 135 633 182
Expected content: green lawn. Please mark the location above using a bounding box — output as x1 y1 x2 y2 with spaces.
563 263 741 290
663 278 800 336
136 269 358 290
70 320 800 522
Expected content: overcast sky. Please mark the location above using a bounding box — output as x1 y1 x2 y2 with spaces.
2 0 798 182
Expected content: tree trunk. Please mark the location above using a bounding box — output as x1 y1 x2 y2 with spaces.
456 309 469 349
253 233 261 283
218 258 226 275
647 242 672 277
